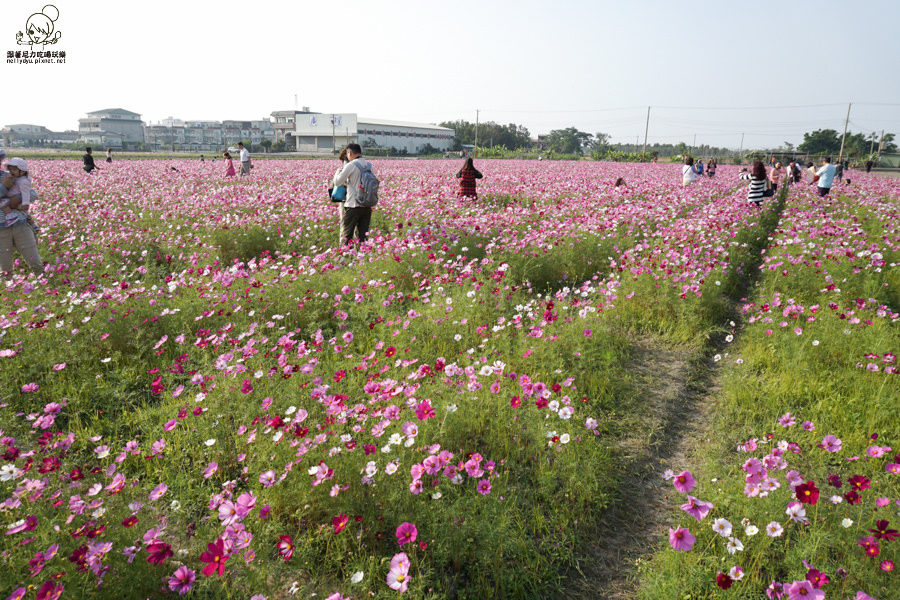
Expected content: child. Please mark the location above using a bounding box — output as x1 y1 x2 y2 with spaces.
224 152 236 177
0 158 33 225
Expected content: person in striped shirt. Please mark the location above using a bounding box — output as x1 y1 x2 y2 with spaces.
739 161 770 207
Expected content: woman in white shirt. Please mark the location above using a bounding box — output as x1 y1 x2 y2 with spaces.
682 156 700 186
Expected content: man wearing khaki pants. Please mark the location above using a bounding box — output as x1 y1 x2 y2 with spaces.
332 143 373 245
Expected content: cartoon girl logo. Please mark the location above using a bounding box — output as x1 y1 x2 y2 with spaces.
17 5 61 47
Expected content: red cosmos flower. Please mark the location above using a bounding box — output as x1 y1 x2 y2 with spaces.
844 490 861 505
795 481 820 505
240 379 253 394
200 538 228 577
38 457 60 474
385 346 396 358
535 397 548 409
276 535 294 562
121 515 138 528
67 545 88 572
332 514 349 534
716 572 733 590
869 520 899 542
848 475 871 491
146 541 173 565
805 568 829 588
510 396 522 409
150 376 164 395
865 545 881 558
69 467 84 481
35 581 64 600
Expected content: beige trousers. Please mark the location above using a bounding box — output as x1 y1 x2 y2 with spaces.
0 224 44 277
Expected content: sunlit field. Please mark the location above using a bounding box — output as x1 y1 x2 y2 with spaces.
2 159 897 600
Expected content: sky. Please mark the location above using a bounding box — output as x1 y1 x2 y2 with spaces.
3 0 899 150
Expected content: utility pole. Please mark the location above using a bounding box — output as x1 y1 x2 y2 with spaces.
869 132 876 157
739 133 744 164
642 106 650 161
692 134 696 156
838 102 851 161
474 109 479 158
878 129 885 162
331 115 336 154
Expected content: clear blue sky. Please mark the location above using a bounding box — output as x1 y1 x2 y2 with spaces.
4 0 899 149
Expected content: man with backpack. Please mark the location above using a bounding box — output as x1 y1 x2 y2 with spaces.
332 143 379 245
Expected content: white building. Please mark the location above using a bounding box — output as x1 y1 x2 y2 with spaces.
78 108 144 149
287 112 453 154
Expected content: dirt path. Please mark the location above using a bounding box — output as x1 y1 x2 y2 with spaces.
562 338 719 599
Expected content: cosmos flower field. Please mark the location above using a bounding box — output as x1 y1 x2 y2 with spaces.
2 159 898 599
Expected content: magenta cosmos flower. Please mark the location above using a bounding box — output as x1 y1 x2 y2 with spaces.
668 527 696 551
680 496 714 521
168 566 196 595
672 471 696 493
200 538 228 577
395 522 417 546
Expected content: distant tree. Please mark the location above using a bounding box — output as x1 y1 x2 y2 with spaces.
260 139 272 153
545 127 593 155
882 133 898 153
797 129 841 155
272 141 286 152
439 120 531 150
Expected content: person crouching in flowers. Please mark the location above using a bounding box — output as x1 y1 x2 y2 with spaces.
0 158 43 278
456 157 483 199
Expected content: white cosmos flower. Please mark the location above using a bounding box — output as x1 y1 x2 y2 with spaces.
842 518 853 528
559 433 570 444
205 439 216 446
745 525 758 536
432 491 442 500
712 518 733 537
726 537 744 554
351 571 364 584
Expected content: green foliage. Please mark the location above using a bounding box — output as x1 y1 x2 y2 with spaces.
545 127 594 155
439 120 531 151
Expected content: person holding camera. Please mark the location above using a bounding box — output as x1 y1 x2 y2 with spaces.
332 144 374 245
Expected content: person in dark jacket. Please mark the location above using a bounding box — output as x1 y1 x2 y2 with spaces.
456 158 483 199
83 147 100 174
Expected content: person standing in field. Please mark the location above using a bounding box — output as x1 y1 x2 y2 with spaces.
83 147 100 174
0 158 43 277
456 158 483 199
330 148 350 245
106 148 113 163
739 161 769 207
706 158 717 178
695 159 704 177
238 142 251 177
333 143 374 245
223 152 236 177
769 161 786 192
682 156 700 186
815 157 836 197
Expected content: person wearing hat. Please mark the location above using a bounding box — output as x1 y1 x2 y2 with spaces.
0 158 44 277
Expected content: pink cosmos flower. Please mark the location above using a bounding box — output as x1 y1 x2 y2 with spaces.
778 413 796 427
386 552 411 593
672 471 696 493
396 522 417 546
326 594 348 600
668 527 695 551
149 483 168 501
818 435 842 452
680 496 714 521
203 462 218 478
21 383 39 392
854 593 876 600
259 470 275 487
785 580 824 600
146 541 173 565
168 566 196 595
476 479 492 495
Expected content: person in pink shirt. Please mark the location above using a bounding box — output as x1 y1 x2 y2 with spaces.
0 158 43 277
769 161 786 192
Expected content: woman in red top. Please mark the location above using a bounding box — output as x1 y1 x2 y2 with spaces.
456 158 483 199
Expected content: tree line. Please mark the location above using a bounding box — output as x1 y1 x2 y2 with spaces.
439 120 897 159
